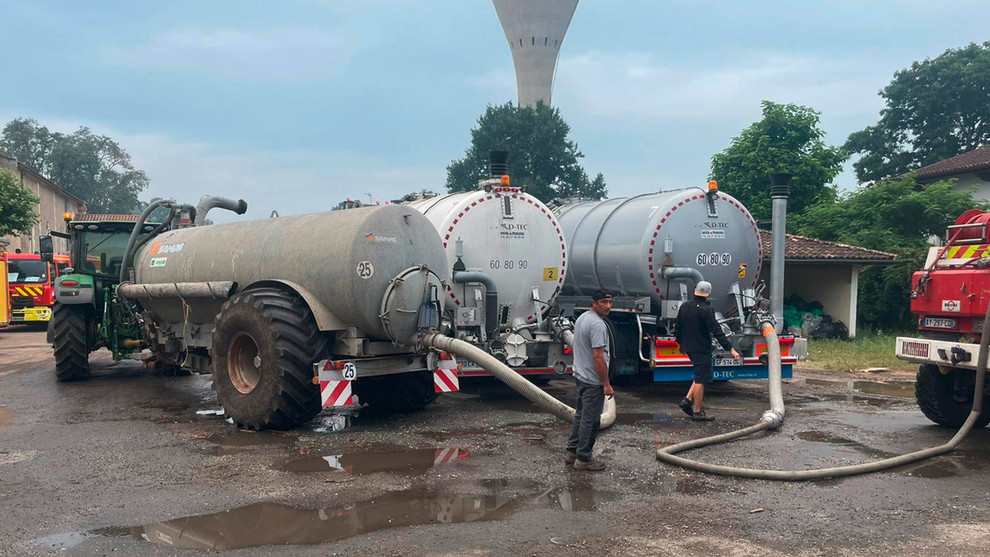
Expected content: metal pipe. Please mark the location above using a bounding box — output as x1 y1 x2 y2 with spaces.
117 281 236 300
194 196 248 226
452 271 499 336
120 199 174 283
423 332 615 429
659 266 704 286
635 315 650 363
769 173 791 334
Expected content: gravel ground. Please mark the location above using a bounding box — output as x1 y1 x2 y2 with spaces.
1 325 989 556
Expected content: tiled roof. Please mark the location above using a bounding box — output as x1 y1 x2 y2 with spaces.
915 144 990 180
759 230 896 263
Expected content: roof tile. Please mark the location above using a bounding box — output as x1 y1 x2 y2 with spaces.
759 230 896 262
915 144 990 180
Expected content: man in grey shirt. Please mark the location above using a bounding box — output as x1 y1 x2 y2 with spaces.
564 289 614 471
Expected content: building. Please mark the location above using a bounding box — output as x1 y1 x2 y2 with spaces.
915 144 990 200
757 231 896 338
492 0 579 107
0 151 86 254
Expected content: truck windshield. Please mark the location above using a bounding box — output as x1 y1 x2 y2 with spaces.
9 260 48 284
80 231 131 277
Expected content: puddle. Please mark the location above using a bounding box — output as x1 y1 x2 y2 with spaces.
852 381 914 398
419 429 493 441
280 448 471 476
797 431 898 459
203 431 296 455
0 407 14 427
543 486 620 511
898 452 988 478
70 480 539 551
615 413 685 429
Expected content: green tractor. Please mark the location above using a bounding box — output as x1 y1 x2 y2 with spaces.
42 213 164 380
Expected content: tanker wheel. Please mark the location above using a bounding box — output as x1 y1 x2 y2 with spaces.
52 303 93 382
353 370 438 413
915 364 990 428
210 288 327 430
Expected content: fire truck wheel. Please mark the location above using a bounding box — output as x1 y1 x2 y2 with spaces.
915 364 990 428
52 303 92 382
352 370 438 413
210 288 327 430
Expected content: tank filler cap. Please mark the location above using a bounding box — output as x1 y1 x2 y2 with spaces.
380 265 445 345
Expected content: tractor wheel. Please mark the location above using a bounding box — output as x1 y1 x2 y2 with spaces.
210 288 327 430
52 303 93 382
915 364 990 428
353 370 438 413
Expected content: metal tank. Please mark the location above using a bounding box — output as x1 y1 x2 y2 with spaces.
133 204 448 345
407 187 567 327
556 187 762 316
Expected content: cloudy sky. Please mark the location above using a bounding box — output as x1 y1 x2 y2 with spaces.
0 1 985 220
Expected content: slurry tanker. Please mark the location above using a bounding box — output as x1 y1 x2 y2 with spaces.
555 182 798 384
406 151 573 380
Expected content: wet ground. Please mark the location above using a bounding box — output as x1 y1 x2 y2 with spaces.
2 324 990 556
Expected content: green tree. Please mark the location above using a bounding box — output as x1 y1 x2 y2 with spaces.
710 101 846 222
446 102 606 203
0 167 40 237
794 175 984 329
1 118 149 213
846 42 990 183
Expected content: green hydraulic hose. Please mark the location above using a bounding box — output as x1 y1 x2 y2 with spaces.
656 308 989 481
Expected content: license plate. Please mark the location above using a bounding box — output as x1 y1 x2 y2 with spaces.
714 358 743 366
923 317 956 329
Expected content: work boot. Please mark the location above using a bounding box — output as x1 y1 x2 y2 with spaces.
573 459 606 471
678 398 694 416
690 410 714 422
564 450 576 464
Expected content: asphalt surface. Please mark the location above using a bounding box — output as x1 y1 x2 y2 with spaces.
2 324 989 556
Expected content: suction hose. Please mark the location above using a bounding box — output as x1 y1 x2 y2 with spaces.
656 307 990 481
422 332 616 429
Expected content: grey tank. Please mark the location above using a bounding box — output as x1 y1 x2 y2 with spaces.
133 205 449 343
555 189 762 316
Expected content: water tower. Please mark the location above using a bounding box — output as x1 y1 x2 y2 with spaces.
492 0 579 107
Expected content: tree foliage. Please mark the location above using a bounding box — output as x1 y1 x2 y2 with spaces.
794 175 985 329
446 102 606 203
1 118 149 213
846 42 990 183
0 167 40 237
710 101 846 222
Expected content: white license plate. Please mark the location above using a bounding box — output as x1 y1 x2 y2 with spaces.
923 318 956 329
714 358 743 366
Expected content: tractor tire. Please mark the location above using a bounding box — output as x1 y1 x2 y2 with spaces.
210 288 327 430
52 303 92 382
353 370 438 413
915 364 990 428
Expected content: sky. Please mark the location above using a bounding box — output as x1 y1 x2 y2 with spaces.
0 0 986 221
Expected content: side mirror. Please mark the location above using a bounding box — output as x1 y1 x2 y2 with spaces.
39 235 54 263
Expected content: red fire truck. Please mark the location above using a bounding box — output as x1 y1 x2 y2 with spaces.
896 209 990 427
6 252 69 325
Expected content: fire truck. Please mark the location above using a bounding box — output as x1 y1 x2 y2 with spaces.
6 251 68 325
896 209 990 427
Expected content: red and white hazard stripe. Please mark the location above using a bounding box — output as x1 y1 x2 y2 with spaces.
434 352 459 393
321 380 353 408
434 448 470 465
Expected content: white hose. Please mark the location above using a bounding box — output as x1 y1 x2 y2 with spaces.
422 332 615 429
656 318 989 481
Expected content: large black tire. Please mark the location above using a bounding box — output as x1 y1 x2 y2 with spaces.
915 364 990 428
210 288 327 430
52 303 92 382
352 370 438 413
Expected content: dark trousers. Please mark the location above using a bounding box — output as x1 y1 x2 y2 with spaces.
566 378 605 462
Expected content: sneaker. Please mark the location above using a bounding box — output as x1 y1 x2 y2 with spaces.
678 398 694 416
564 450 576 464
690 410 714 422
573 459 606 471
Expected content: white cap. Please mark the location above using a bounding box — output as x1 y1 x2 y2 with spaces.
694 280 712 297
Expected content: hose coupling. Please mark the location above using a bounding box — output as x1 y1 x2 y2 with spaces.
761 410 784 430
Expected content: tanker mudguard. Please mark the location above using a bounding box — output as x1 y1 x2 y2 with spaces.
244 279 349 332
54 273 96 306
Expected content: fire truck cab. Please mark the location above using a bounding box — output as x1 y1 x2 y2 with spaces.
6 252 68 325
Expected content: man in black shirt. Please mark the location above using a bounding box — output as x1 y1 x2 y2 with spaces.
675 280 740 421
